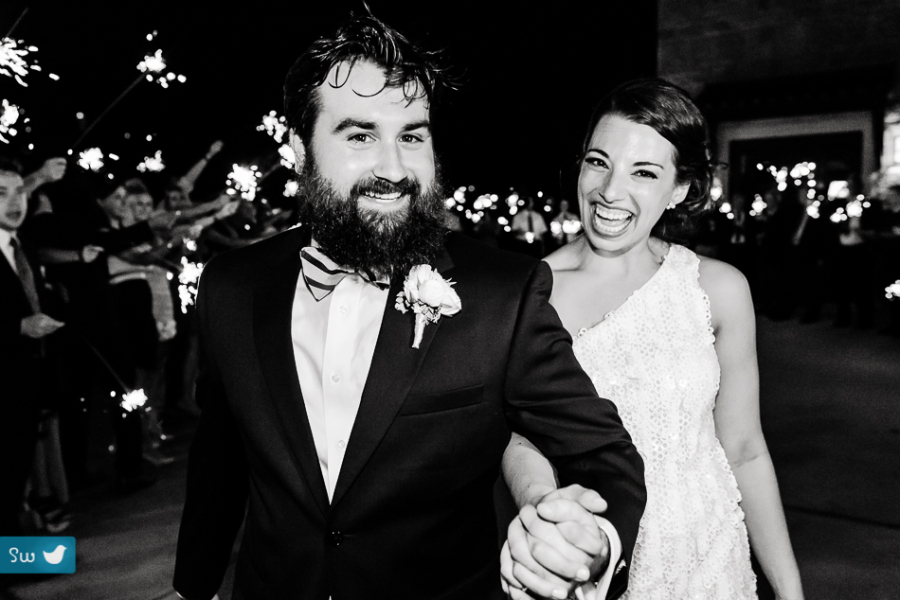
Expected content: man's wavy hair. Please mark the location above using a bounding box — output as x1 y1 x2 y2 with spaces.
284 13 455 147
582 78 719 243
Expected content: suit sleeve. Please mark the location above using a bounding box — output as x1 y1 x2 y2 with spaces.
173 262 249 600
504 261 646 599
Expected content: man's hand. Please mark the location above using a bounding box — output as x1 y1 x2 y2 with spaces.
81 245 104 263
501 485 610 599
21 313 65 338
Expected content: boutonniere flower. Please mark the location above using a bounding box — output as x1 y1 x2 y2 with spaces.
395 264 462 349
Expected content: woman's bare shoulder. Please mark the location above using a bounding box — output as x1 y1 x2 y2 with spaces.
697 254 754 327
543 241 583 274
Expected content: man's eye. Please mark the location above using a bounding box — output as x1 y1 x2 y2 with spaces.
348 133 373 143
400 134 423 144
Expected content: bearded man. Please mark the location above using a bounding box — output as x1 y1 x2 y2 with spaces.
173 14 645 600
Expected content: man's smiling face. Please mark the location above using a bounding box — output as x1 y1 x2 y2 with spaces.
301 59 435 220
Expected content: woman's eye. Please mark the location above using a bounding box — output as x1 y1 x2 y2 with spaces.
635 170 658 179
585 157 608 168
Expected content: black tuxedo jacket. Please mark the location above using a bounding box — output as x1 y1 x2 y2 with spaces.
0 241 42 400
174 228 645 600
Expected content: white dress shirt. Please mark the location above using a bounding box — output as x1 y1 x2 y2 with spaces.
0 228 17 274
291 267 388 501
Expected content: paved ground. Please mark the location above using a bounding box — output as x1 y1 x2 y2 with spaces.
3 316 899 600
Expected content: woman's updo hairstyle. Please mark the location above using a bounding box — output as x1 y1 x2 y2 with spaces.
582 78 718 242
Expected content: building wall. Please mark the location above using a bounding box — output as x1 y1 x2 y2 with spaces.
658 0 900 97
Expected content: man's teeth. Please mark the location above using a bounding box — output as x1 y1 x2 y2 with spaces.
362 191 402 202
592 205 632 233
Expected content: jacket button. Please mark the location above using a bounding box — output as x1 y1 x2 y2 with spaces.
330 531 343 546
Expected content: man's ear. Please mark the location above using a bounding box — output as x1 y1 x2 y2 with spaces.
289 130 306 174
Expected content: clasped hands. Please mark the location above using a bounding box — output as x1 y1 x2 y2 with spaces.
501 485 609 600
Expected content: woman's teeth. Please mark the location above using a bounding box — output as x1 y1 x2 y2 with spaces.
592 204 632 234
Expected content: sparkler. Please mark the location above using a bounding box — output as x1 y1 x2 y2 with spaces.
137 49 186 88
71 42 184 150
137 150 165 173
77 147 105 172
226 164 261 200
278 144 296 169
0 99 20 143
0 37 40 86
178 256 204 313
257 111 288 143
121 389 148 413
284 180 299 197
886 280 900 300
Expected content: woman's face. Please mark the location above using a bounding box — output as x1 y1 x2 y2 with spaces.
127 192 154 222
578 114 689 256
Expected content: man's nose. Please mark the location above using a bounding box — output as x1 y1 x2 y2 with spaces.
373 140 407 183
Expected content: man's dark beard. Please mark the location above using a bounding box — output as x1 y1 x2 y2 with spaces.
297 155 449 279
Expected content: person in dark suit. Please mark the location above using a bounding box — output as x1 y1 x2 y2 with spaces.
173 14 645 600
0 157 65 538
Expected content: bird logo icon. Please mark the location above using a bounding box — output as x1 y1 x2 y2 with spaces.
43 545 67 565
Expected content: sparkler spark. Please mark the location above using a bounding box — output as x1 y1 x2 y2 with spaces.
0 99 20 143
0 38 41 86
137 49 185 88
137 150 165 173
226 164 260 200
121 389 148 412
178 256 204 313
886 280 900 300
257 110 287 143
77 147 105 172
283 180 299 197
278 144 296 168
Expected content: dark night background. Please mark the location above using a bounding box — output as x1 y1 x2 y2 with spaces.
0 1 656 200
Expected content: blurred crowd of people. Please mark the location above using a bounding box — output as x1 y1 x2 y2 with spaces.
1 142 297 538
697 182 900 334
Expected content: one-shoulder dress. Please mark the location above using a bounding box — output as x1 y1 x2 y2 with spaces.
572 244 757 600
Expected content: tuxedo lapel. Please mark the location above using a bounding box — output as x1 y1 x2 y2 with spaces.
331 247 456 508
252 228 330 516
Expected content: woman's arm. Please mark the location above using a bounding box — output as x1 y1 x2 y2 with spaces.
701 258 805 600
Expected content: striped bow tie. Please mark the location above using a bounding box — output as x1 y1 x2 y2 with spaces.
300 246 388 301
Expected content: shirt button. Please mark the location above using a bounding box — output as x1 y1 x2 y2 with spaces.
337 440 346 449
331 373 341 383
339 305 349 315
330 531 343 546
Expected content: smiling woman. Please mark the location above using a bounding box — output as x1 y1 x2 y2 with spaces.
501 80 806 600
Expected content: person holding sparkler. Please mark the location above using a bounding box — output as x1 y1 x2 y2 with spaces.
0 156 65 540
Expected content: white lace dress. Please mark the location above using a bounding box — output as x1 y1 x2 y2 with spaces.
572 244 757 600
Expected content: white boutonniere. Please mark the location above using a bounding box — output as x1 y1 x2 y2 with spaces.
395 264 462 349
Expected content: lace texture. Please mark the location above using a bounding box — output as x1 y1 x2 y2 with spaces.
573 245 757 600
